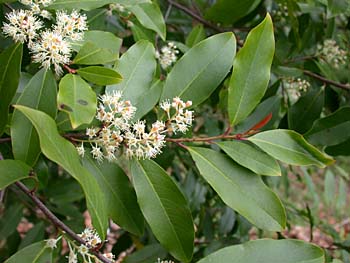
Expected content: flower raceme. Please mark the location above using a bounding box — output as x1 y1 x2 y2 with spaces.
80 91 194 162
2 1 88 75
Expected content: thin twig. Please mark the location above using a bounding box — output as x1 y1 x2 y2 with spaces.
15 181 112 263
166 133 240 143
0 137 11 143
303 70 350 91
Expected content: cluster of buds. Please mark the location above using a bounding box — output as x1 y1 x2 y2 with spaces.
317 39 348 68
107 3 129 16
155 42 179 70
271 3 288 22
78 91 193 162
284 77 311 104
2 1 88 75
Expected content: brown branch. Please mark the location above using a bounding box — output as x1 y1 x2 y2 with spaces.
167 0 224 33
15 181 112 263
0 137 11 143
303 70 350 91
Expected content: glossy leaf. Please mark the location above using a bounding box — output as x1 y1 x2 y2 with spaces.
185 24 206 48
189 147 286 231
72 41 118 65
0 203 23 240
288 87 324 134
205 0 262 24
324 170 335 207
106 40 156 103
129 3 166 41
57 74 97 129
217 141 281 176
0 160 30 190
48 0 150 10
124 244 167 263
0 43 23 135
325 138 350 156
197 239 324 263
13 106 108 238
228 14 274 125
161 32 236 107
82 155 144 236
77 66 123 86
305 107 350 146
5 241 53 263
249 129 334 168
71 30 122 55
11 69 57 166
131 160 194 262
133 79 163 120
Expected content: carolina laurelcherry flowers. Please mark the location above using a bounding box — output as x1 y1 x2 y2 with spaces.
317 39 348 68
80 91 193 162
2 0 88 75
155 42 179 70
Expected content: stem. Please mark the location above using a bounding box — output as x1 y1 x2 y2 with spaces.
63 64 77 74
14 181 112 263
0 137 11 143
166 133 240 143
303 70 350 91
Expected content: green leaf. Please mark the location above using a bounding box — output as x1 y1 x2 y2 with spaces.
129 3 166 41
131 160 194 262
57 74 97 129
188 147 286 231
288 87 324 134
73 41 118 65
48 0 150 10
325 138 350 156
106 40 156 103
77 66 123 86
0 43 23 135
0 160 30 190
5 241 53 263
71 30 122 56
18 222 45 250
13 106 108 238
205 0 261 24
324 170 335 207
185 24 206 48
217 141 281 176
305 107 350 146
161 32 236 107
235 95 282 133
11 69 57 166
0 203 23 240
124 244 167 263
133 79 163 120
82 155 144 236
197 239 324 263
248 129 334 168
228 14 274 126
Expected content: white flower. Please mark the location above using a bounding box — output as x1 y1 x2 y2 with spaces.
55 10 88 41
318 39 347 68
76 143 85 157
31 29 72 75
2 9 43 43
79 228 102 248
156 42 179 69
68 250 78 263
78 244 89 255
91 145 104 162
45 237 60 249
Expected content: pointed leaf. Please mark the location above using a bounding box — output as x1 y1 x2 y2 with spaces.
161 32 236 107
11 69 57 166
0 43 23 135
288 87 324 134
228 14 274 125
57 74 97 129
198 239 324 263
305 107 350 146
131 160 194 262
77 66 123 86
249 129 334 168
129 3 166 41
106 40 156 103
185 24 206 48
5 241 53 263
73 42 118 65
82 155 144 236
189 147 286 231
217 141 281 176
13 106 108 238
0 160 30 192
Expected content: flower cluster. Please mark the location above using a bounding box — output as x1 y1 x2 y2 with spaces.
155 42 179 70
284 77 311 104
317 39 348 68
78 91 193 162
2 1 88 75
